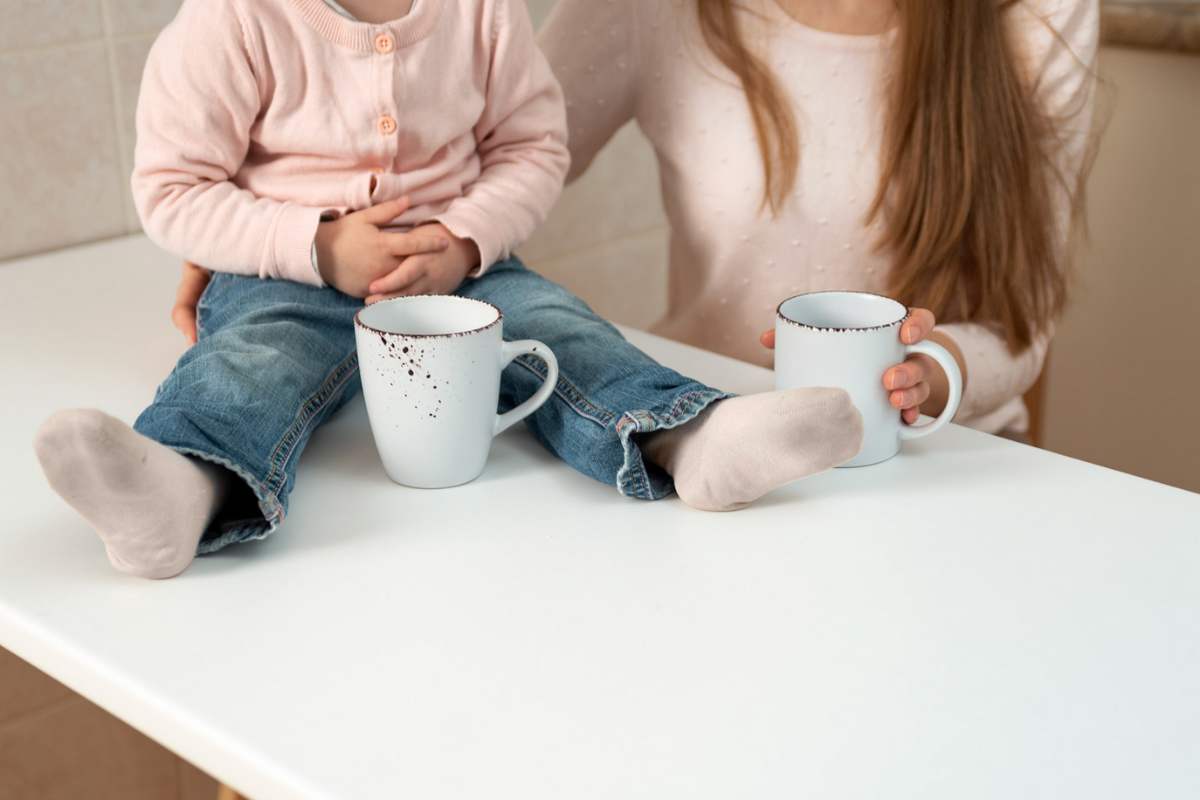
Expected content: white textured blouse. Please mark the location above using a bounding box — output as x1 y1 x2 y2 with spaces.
539 0 1098 433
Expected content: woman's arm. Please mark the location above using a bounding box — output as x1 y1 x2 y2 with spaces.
537 0 640 184
132 0 331 285
937 0 1099 428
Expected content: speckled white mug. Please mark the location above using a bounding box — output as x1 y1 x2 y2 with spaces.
355 296 558 488
775 291 962 467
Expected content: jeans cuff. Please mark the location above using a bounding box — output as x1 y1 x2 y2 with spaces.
614 386 734 500
132 414 284 555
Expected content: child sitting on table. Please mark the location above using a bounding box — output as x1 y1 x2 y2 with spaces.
33 0 862 579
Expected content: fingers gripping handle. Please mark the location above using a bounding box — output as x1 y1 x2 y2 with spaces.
495 341 559 436
899 340 963 440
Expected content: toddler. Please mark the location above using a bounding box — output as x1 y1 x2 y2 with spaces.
34 0 862 578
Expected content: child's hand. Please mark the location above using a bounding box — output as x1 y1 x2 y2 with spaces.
364 224 481 305
758 308 962 424
315 197 452 298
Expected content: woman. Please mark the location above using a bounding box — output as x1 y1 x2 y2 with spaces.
174 0 1096 437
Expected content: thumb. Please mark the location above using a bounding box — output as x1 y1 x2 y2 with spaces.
358 196 412 227
760 329 776 350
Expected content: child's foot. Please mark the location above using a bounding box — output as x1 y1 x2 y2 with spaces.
34 410 228 579
645 389 863 511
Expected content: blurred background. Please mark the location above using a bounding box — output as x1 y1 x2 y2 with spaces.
0 0 1197 795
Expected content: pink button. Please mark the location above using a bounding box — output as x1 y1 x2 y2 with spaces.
375 33 394 54
378 115 397 135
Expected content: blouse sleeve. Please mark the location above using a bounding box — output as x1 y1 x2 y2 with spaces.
937 0 1099 426
537 0 640 183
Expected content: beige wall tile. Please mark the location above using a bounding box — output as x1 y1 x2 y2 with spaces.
0 697 178 799
0 647 73 726
0 44 126 261
112 35 156 232
527 226 670 329
103 0 181 37
524 121 667 264
0 1 103 51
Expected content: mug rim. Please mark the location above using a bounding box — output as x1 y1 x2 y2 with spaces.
776 290 911 333
354 294 503 339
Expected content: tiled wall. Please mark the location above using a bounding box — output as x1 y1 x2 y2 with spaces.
0 0 671 328
0 1 171 261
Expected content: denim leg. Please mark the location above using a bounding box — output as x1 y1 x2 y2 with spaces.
134 273 363 554
456 258 733 500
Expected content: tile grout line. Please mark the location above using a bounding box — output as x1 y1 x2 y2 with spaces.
0 30 159 58
97 0 140 234
0 230 148 267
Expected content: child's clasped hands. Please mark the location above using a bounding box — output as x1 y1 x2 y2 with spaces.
313 196 481 304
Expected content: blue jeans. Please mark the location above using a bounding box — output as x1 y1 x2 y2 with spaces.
134 258 730 554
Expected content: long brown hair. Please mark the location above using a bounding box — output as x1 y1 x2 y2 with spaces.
696 0 1092 350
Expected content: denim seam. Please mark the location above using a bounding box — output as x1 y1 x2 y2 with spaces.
262 349 360 498
510 354 614 427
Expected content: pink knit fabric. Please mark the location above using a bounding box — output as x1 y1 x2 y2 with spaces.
540 0 1098 433
132 0 569 285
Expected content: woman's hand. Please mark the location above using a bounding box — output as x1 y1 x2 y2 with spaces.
173 261 212 345
758 308 964 425
881 309 954 424
364 223 481 304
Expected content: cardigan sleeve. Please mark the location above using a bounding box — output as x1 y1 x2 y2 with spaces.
431 0 571 272
131 0 331 285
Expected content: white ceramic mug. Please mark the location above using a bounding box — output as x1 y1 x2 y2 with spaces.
775 291 962 467
354 295 559 488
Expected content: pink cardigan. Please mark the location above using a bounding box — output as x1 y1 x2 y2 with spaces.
132 0 569 285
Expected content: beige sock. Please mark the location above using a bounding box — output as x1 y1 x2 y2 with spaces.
644 388 863 512
34 410 228 579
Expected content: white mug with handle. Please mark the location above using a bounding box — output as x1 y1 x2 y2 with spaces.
355 295 559 488
775 291 962 467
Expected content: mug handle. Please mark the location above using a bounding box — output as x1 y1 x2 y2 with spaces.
898 340 963 440
494 340 559 436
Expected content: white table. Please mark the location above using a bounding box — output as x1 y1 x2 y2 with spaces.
2 236 1198 800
